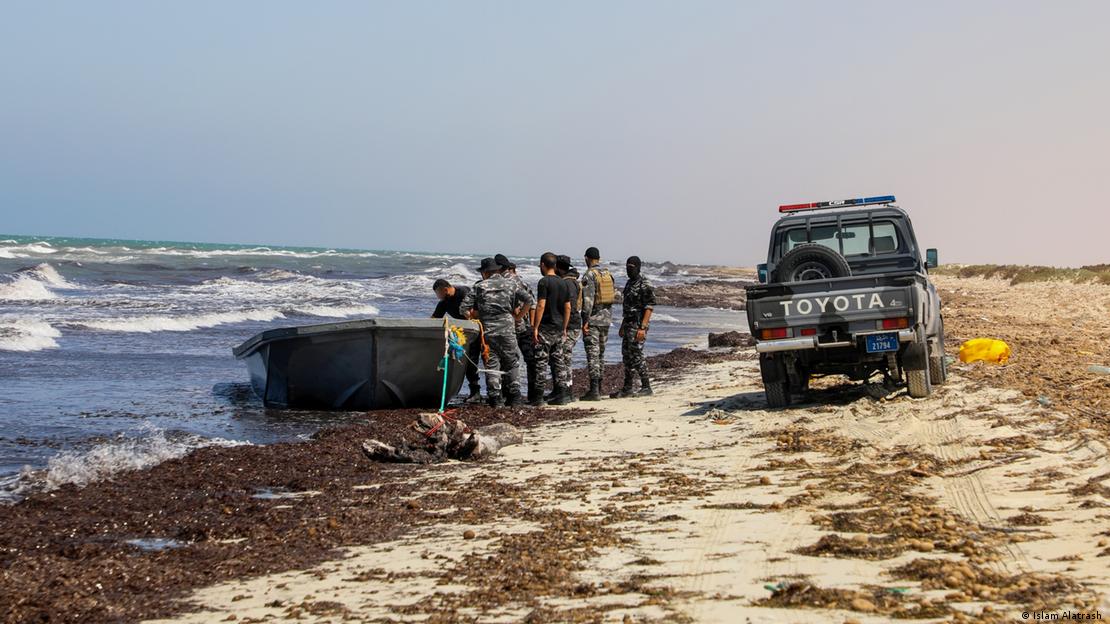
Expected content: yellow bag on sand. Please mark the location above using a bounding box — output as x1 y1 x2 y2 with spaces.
958 338 1011 365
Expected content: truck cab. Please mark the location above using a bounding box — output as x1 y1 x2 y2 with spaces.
746 196 945 406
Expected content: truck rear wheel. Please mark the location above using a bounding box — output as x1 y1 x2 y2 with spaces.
765 381 790 408
907 368 932 398
928 343 947 385
774 243 852 282
928 323 947 385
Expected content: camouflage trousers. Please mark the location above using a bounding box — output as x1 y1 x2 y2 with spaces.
532 325 566 391
620 321 648 379
508 327 536 398
582 323 609 381
557 325 581 389
483 331 521 396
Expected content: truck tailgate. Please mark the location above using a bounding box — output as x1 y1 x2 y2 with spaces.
746 272 922 329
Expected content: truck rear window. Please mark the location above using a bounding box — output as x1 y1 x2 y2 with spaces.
783 221 900 256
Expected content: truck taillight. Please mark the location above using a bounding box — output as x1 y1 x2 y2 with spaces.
761 328 791 340
800 328 817 336
881 317 909 329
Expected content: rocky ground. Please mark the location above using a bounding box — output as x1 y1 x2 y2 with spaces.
3 273 1108 623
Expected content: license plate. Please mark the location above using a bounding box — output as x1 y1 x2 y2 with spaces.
865 332 900 353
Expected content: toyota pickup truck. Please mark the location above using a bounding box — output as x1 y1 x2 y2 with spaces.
745 195 945 407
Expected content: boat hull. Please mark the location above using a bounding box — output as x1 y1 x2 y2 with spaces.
233 318 481 410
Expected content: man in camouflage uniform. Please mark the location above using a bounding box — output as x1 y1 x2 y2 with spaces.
611 255 655 398
495 254 536 402
554 255 581 402
459 257 523 407
531 252 571 406
579 246 612 401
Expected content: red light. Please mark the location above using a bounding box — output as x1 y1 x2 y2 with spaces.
881 318 909 329
760 328 790 340
800 328 817 336
779 202 816 212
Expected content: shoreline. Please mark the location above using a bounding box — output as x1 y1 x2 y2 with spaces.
0 348 741 623
2 274 1108 622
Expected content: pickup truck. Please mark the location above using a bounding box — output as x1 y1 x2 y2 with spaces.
745 195 945 407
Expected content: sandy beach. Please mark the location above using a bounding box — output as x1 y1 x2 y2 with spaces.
3 273 1109 623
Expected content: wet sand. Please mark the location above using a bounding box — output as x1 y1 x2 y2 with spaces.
4 274 1109 623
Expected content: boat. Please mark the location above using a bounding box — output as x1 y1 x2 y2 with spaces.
232 318 481 410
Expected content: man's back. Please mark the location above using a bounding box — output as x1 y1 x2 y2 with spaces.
432 285 470 320
537 274 568 329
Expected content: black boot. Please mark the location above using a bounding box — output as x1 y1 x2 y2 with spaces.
507 390 523 407
581 378 602 401
550 385 572 406
634 375 653 397
610 373 635 399
488 393 505 408
465 386 484 404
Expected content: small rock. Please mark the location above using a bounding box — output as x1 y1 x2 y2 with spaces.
850 597 876 612
759 476 772 486
463 529 476 540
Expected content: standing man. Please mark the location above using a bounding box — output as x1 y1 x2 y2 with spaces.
431 279 482 403
555 255 581 402
495 254 536 402
579 247 614 401
611 256 655 398
531 252 571 406
459 258 524 407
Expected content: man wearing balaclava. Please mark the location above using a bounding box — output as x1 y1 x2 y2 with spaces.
611 255 656 398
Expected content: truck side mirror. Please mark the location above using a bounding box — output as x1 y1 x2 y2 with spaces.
925 248 939 269
757 263 768 283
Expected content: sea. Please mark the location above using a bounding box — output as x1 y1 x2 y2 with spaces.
0 235 748 500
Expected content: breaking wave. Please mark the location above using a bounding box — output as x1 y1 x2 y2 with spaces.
294 304 380 317
0 319 62 352
70 303 379 333
17 263 76 288
74 309 288 333
1 425 249 500
0 275 57 301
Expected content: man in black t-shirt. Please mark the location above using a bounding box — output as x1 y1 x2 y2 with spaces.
431 279 481 402
531 252 571 406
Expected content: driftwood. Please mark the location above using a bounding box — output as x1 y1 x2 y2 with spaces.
361 412 523 464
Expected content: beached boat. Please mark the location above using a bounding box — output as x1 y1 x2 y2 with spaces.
233 318 481 410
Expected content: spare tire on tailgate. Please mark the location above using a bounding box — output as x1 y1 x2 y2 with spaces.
774 243 852 282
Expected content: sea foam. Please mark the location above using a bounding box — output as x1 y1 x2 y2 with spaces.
0 319 62 352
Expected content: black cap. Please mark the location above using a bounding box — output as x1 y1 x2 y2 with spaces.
477 257 500 273
556 254 572 271
494 253 514 270
584 246 600 260
626 255 642 269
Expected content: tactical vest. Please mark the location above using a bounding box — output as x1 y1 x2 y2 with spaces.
587 268 615 306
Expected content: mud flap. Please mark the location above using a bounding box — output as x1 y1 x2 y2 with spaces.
759 354 787 383
901 342 928 371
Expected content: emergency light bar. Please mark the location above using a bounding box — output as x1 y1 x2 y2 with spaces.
779 195 896 213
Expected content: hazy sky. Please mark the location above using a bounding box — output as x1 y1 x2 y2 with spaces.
2 1 1108 266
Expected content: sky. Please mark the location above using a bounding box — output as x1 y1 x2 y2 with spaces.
1 1 1108 267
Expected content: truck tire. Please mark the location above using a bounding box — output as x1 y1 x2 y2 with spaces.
774 243 852 283
928 343 947 385
928 322 947 385
765 381 790 408
906 368 932 398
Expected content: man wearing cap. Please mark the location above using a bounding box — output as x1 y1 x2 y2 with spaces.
554 255 582 402
459 258 524 407
531 252 571 406
579 246 614 401
611 255 655 398
494 253 536 402
431 279 482 403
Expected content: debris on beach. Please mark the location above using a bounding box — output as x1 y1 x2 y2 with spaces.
361 412 523 463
